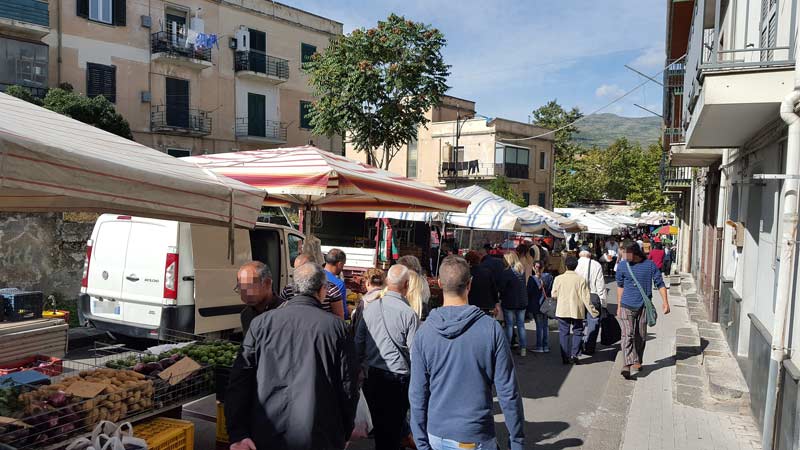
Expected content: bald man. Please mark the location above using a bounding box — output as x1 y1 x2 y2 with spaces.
281 253 345 318
355 265 419 450
237 261 281 335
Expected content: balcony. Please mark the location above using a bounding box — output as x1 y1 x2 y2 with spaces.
150 105 212 136
662 166 693 190
683 0 796 150
234 51 289 84
235 117 287 143
438 161 529 180
151 31 213 70
0 0 49 39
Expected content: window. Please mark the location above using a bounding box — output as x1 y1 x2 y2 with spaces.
0 38 48 89
494 143 530 179
288 234 303 267
166 148 191 158
539 151 547 170
165 77 190 128
522 192 530 205
407 135 418 178
538 192 546 207
77 0 125 26
300 101 313 129
86 63 116 103
301 43 317 64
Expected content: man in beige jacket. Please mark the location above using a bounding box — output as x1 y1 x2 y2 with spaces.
552 256 600 365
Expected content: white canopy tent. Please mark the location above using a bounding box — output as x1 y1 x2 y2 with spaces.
368 185 566 235
556 209 623 236
0 93 265 227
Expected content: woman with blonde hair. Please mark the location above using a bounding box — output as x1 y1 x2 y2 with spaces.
498 251 529 356
406 271 425 319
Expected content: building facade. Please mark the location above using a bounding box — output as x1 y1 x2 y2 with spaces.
0 0 343 157
347 95 556 208
663 0 800 448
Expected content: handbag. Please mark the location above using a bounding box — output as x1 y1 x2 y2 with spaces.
600 313 622 345
540 297 557 319
624 261 658 327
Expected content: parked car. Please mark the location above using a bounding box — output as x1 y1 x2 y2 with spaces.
78 214 304 339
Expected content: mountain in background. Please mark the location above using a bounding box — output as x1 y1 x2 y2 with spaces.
572 113 662 149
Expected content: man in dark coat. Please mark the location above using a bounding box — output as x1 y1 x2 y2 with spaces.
226 262 360 450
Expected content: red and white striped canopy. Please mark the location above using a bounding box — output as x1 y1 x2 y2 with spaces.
183 146 470 212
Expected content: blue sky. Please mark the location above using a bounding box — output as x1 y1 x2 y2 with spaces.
289 0 667 122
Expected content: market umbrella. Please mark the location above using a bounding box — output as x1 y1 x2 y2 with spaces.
184 146 470 232
0 92 264 228
655 225 679 235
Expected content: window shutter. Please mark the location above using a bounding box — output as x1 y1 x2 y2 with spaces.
104 65 116 103
113 0 126 26
86 63 102 98
76 0 89 18
86 63 116 103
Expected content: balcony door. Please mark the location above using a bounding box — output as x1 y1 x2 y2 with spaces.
166 77 189 128
248 93 266 137
248 29 266 73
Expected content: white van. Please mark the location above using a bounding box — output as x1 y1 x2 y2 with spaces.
77 214 304 339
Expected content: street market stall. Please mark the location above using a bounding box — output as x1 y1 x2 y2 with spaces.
0 92 268 450
556 210 624 236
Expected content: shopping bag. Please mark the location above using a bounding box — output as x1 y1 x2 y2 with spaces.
600 313 621 345
350 389 373 440
540 297 557 319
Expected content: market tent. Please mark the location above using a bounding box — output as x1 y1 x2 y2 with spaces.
368 185 565 235
367 185 522 231
525 205 586 233
184 146 469 230
570 213 623 235
597 212 637 227
0 93 264 227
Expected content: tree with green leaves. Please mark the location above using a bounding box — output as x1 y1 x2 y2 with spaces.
531 100 586 207
486 176 526 207
6 85 132 139
303 13 450 169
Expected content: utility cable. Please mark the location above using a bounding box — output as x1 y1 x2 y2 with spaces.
500 54 686 142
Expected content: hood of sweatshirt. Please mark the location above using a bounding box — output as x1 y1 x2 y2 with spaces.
427 305 485 339
362 288 383 304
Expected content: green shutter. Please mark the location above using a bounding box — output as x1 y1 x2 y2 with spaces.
300 101 313 129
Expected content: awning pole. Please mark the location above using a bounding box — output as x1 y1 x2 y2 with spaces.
436 219 446 275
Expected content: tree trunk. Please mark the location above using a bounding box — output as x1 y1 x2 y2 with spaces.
383 146 391 170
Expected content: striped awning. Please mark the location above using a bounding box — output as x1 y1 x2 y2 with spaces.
184 146 470 213
0 93 265 228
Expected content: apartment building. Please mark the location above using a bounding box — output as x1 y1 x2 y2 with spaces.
0 0 343 157
347 95 556 208
663 0 800 447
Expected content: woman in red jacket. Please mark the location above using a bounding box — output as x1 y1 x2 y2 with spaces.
648 242 666 271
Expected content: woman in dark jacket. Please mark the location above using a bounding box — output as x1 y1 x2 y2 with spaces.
465 251 498 315
498 252 529 356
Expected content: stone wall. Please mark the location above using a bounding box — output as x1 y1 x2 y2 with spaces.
0 213 94 298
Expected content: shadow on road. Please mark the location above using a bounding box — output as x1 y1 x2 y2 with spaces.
492 417 585 449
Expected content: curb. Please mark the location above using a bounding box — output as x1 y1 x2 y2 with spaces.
582 347 635 450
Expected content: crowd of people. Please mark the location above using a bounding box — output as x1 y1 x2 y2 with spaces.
223 231 673 450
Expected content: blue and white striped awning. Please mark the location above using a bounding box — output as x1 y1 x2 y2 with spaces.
367 185 566 236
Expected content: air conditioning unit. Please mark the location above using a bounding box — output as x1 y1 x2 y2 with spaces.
141 91 151 103
141 15 152 28
235 26 249 51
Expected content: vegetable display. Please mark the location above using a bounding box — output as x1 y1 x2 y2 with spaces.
158 341 239 367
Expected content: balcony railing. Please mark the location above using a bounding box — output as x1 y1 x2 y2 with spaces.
0 0 49 28
151 31 212 63
684 0 797 124
439 161 529 180
661 166 693 189
234 51 289 80
150 105 212 136
235 117 287 141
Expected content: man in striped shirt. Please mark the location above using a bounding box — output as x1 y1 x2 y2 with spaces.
281 253 344 316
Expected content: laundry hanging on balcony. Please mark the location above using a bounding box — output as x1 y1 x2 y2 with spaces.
195 33 219 49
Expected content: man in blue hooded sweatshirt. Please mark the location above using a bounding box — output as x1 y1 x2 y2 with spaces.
410 255 525 450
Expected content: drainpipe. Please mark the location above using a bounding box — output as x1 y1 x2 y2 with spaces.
761 59 800 450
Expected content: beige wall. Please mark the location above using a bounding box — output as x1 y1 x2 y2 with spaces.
43 0 342 156
346 102 555 208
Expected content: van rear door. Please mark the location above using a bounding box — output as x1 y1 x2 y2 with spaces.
87 218 132 321
119 219 177 326
191 225 253 334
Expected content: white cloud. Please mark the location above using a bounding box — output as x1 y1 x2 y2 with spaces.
595 84 626 98
631 46 666 70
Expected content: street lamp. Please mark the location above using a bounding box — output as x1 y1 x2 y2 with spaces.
452 108 493 188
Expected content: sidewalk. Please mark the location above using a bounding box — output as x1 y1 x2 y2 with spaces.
619 276 761 450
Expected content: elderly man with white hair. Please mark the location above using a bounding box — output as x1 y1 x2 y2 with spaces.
576 245 607 355
355 264 420 450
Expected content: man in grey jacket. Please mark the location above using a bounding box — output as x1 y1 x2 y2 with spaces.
355 264 420 450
